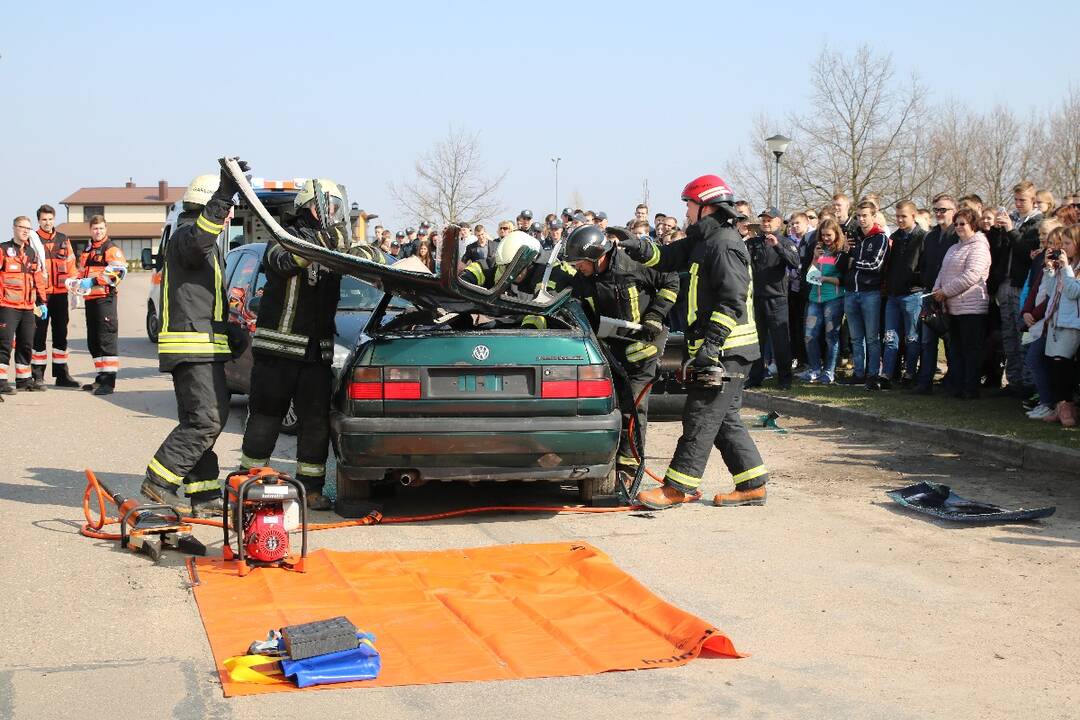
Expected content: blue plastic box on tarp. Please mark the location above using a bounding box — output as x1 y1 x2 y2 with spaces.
280 634 381 687
886 481 1055 525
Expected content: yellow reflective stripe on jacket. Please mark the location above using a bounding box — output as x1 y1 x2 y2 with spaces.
160 265 170 330
733 464 768 483
213 257 223 322
627 285 641 322
664 466 701 489
710 311 737 330
159 331 229 342
280 276 298 333
159 344 231 355
196 214 224 235
657 288 678 303
626 341 658 362
464 262 486 284
522 314 547 329
642 243 661 268
686 263 699 326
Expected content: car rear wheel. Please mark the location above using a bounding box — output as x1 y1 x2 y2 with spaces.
146 301 160 343
578 468 618 504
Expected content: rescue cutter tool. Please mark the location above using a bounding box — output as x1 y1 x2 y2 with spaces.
95 477 205 561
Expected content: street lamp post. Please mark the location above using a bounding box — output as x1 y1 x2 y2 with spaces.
551 157 561 213
765 134 791 212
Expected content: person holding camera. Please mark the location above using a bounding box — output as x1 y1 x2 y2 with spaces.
931 207 991 399
1038 224 1080 427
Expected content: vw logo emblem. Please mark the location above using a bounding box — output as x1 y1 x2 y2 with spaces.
472 344 490 361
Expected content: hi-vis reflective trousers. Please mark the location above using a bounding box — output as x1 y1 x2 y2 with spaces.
146 361 230 496
240 354 332 492
662 358 768 494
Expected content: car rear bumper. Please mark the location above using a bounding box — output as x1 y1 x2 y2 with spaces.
331 409 620 483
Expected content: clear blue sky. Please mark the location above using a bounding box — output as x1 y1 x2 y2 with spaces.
2 0 1077 232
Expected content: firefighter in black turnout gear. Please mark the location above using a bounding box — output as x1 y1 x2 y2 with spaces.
563 224 680 477
459 230 581 328
239 178 357 510
618 174 769 509
140 165 248 517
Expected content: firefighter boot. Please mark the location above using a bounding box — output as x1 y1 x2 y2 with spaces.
93 374 116 396
636 484 695 510
189 490 225 519
31 365 45 383
713 485 767 507
140 477 191 514
306 491 333 511
54 365 80 388
0 380 15 395
82 373 104 392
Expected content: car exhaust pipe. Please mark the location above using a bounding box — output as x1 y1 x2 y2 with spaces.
397 470 425 487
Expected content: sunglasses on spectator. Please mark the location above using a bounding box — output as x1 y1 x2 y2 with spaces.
14 225 32 231
933 207 952 213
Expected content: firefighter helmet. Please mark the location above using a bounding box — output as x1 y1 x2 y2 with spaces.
563 224 612 263
681 175 735 206
182 174 220 207
492 231 541 284
294 178 346 223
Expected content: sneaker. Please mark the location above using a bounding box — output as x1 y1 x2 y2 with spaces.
1021 395 1040 412
821 372 835 385
1027 404 1053 419
877 377 892 391
796 369 818 383
865 377 881 391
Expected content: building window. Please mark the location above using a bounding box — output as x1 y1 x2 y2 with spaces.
83 205 105 220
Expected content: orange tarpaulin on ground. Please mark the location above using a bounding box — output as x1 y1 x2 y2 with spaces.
191 542 743 696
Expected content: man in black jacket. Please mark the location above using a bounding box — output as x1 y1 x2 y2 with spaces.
786 212 815 372
563 224 680 477
239 178 357 510
989 181 1042 397
913 194 957 394
140 164 246 517
745 207 800 389
882 200 926 388
618 174 768 509
841 200 890 389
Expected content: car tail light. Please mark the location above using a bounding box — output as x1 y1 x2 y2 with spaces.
541 364 613 399
348 367 422 400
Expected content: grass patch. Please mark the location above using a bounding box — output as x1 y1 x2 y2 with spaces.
753 382 1080 452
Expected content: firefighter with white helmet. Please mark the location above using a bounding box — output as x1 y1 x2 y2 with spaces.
140 161 250 517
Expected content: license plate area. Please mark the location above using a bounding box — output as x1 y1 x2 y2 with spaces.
426 368 535 398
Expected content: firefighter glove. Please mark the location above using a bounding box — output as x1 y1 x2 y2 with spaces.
637 313 665 341
691 341 721 368
217 159 251 200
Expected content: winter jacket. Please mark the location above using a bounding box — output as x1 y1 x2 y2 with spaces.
745 233 800 299
1006 212 1043 289
1024 268 1051 340
920 224 957 289
841 225 889 293
884 225 926 296
933 231 990 315
621 214 759 363
787 232 816 296
1048 263 1080 331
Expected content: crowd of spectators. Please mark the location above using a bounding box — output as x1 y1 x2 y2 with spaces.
367 181 1080 429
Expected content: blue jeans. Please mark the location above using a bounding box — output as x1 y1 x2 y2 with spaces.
805 298 844 377
844 291 882 379
917 315 948 389
1024 335 1052 405
883 293 922 379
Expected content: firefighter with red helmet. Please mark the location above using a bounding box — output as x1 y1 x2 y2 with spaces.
31 204 80 388
0 216 49 395
75 215 127 395
563 223 680 478
617 174 769 508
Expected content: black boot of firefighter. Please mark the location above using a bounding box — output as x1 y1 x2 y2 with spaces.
188 489 224 519
82 372 103 392
54 364 80 388
93 373 116 396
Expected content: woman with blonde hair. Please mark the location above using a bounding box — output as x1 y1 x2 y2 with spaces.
1040 224 1080 426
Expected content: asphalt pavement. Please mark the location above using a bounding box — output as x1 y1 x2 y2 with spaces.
1 273 1077 720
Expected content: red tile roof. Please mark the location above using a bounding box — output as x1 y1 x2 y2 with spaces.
57 222 165 240
61 186 185 205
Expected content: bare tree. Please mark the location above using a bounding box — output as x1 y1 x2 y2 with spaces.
391 126 506 227
789 46 930 209
1042 86 1080 197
